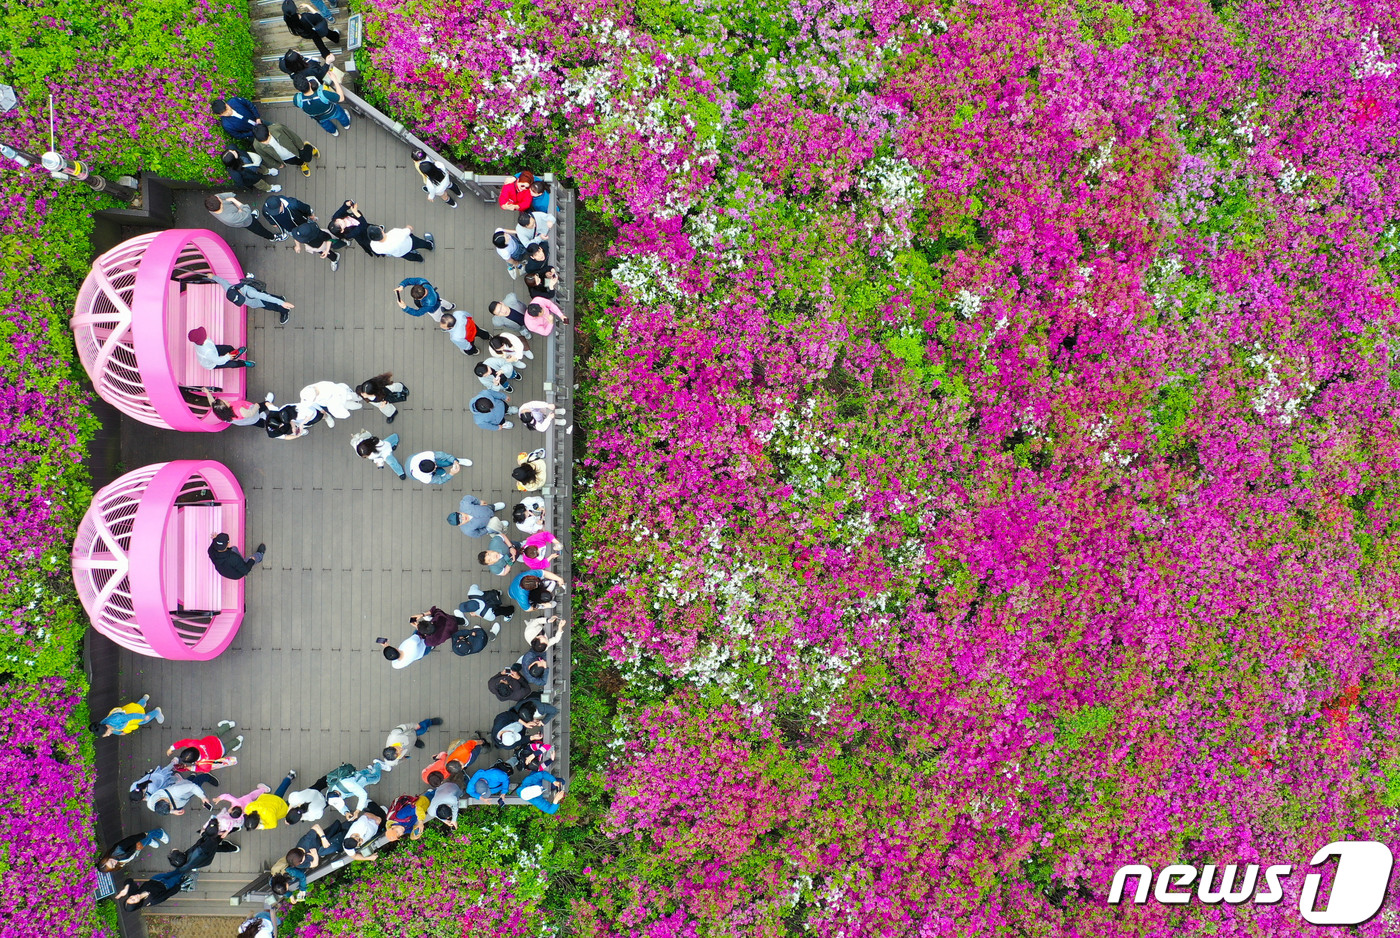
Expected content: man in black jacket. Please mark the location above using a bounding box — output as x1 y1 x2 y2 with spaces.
208 533 266 580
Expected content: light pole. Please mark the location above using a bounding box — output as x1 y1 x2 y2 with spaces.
38 150 139 202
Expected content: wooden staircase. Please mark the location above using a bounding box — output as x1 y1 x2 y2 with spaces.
249 0 354 103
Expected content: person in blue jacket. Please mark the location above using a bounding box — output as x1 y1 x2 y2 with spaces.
394 277 453 319
467 763 513 805
517 772 567 815
508 569 565 612
212 96 262 140
471 389 513 430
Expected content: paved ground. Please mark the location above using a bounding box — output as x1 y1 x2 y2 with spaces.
108 102 572 915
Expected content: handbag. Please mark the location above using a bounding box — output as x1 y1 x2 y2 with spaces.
385 385 410 404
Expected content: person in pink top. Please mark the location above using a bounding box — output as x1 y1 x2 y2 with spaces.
521 531 561 570
212 783 271 835
522 297 568 337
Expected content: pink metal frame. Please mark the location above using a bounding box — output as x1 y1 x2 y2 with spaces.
72 229 245 432
72 460 246 660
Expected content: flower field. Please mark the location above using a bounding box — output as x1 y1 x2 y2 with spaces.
0 0 252 932
340 0 1400 935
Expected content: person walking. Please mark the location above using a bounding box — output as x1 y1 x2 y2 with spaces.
488 294 529 335
513 448 547 492
145 774 219 817
479 531 522 576
447 493 509 537
459 584 515 624
282 0 340 58
298 381 363 427
520 531 562 569
292 221 342 272
470 389 513 431
211 783 271 835
467 764 513 805
490 331 534 364
251 122 318 177
325 763 384 818
92 695 163 737
285 780 329 825
180 272 296 324
204 193 279 241
408 450 470 485
450 621 498 657
212 96 263 140
514 399 567 433
371 224 435 262
474 357 519 393
97 829 169 872
114 870 192 910
437 311 489 356
524 297 569 337
411 149 462 207
377 717 444 771
208 533 265 580
518 772 567 814
409 607 458 650
188 328 254 369
263 193 315 239
293 74 351 136
167 826 240 874
498 170 535 212
329 199 377 256
221 147 281 193
168 721 243 772
426 780 462 828
244 770 298 831
394 277 453 320
351 430 406 479
421 738 482 788
376 628 430 670
513 496 547 535
492 228 528 279
278 48 332 85
129 759 182 804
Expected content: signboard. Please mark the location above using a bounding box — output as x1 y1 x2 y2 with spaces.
346 13 363 51
94 871 115 901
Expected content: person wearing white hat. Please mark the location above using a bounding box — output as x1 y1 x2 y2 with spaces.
517 771 566 814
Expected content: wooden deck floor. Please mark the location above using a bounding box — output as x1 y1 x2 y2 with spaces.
108 102 574 913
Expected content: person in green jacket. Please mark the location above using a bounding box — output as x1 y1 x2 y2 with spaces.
251 122 319 177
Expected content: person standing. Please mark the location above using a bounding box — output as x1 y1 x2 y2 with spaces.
408 450 470 485
498 171 535 212
394 277 454 320
188 328 254 369
486 666 532 703
251 122 318 177
515 400 567 433
512 448 547 492
515 209 555 246
522 266 559 299
466 764 513 805
221 147 281 193
437 311 489 356
470 389 513 431
513 496 547 535
408 607 458 651
490 331 534 363
508 570 565 612
244 770 298 831
524 297 569 337
377 717 443 771
426 780 462 828
351 430 406 479
450 621 498 657
523 615 566 650
292 74 351 136
325 763 385 818
372 225 435 262
411 149 462 207
478 531 521 576
329 199 377 256
284 783 329 825
208 533 265 580
519 531 561 569
145 774 219 817
292 220 341 272
529 178 550 211
446 493 509 537
97 829 169 872
211 97 263 140
340 802 386 860
492 228 527 279
517 772 567 814
488 294 529 335
272 820 350 896
474 357 519 393
421 738 481 787
263 194 315 239
282 0 340 58
92 695 163 737
204 193 279 241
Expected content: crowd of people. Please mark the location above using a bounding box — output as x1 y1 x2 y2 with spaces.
97 54 574 921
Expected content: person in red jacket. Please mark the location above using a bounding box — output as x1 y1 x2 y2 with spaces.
168 721 244 773
498 171 534 212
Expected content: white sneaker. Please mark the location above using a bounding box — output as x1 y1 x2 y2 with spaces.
231 735 244 752
501 421 514 429
508 268 519 280
524 350 535 359
492 502 506 510
269 184 283 192
266 168 279 176
566 425 573 435
458 458 473 468
217 720 236 729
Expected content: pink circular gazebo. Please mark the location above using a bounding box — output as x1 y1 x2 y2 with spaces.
72 229 245 432
73 460 247 660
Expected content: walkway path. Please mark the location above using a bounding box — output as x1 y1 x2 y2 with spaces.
107 98 574 917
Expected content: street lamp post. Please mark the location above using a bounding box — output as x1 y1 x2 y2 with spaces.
38 150 139 202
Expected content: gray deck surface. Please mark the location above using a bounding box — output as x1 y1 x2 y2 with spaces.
112 103 572 912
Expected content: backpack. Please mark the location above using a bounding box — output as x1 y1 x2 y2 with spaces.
323 762 357 788
385 386 409 404
239 276 269 294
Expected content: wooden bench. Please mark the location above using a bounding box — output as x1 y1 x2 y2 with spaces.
168 282 237 389
167 504 231 617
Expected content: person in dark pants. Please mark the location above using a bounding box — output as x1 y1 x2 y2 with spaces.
282 0 340 58
293 74 351 136
329 199 378 256
278 48 332 84
115 870 191 910
208 533 266 579
98 829 168 872
168 824 240 874
451 621 498 657
262 194 315 239
370 225 435 262
211 97 262 140
188 328 254 370
221 148 281 193
251 122 319 178
204 193 280 241
270 819 351 896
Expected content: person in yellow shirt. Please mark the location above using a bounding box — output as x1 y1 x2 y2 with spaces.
91 695 164 737
245 770 297 830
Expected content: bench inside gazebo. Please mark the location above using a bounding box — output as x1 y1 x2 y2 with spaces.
73 460 247 661
72 228 247 432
